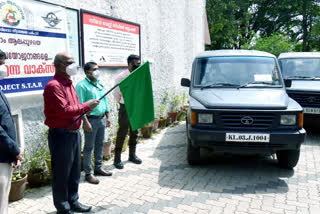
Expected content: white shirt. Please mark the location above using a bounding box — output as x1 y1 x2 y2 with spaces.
113 69 130 104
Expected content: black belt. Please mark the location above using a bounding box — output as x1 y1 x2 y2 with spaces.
50 128 80 134
87 114 105 119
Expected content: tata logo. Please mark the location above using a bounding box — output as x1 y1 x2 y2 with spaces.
42 12 61 28
0 1 25 27
241 116 254 125
307 96 317 103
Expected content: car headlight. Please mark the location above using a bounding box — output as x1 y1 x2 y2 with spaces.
280 115 296 125
198 113 214 124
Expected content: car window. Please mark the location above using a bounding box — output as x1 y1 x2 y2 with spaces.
279 58 320 79
194 56 281 87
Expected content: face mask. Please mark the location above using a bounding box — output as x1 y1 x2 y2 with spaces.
92 70 100 79
66 63 78 76
132 64 140 71
0 65 7 80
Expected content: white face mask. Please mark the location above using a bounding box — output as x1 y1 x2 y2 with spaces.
92 70 100 79
0 65 7 80
66 63 78 76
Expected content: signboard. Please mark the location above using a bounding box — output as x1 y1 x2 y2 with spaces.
0 0 69 94
66 8 80 66
81 10 140 67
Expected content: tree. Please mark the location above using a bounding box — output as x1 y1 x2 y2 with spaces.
206 0 255 50
206 0 320 51
243 33 296 57
250 0 320 51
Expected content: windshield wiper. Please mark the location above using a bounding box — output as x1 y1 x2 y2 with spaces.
286 75 313 80
238 81 275 88
200 82 240 90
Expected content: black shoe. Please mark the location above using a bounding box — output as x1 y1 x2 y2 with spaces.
129 155 142 164
85 174 100 184
94 169 113 176
114 161 124 169
57 211 74 214
70 202 92 213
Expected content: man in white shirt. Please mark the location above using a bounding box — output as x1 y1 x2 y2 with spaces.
113 55 142 169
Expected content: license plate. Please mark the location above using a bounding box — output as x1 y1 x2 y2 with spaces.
303 107 320 114
226 133 270 143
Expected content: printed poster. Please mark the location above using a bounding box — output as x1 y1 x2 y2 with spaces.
81 10 140 67
0 0 69 94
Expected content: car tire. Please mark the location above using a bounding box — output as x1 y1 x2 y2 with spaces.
187 137 200 165
276 149 300 169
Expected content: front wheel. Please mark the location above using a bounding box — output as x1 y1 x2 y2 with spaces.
187 137 200 165
276 149 300 169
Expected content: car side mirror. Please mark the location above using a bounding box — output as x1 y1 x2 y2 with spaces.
284 79 292 88
181 78 191 87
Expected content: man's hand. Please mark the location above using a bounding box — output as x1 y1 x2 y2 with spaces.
16 147 24 161
84 121 92 132
87 99 100 110
12 160 21 169
106 118 111 127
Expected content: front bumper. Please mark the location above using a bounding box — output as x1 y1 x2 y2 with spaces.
188 125 306 153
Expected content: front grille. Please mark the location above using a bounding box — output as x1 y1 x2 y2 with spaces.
288 92 320 107
220 112 275 130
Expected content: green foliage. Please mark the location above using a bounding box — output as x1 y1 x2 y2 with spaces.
244 33 295 57
182 92 188 106
26 129 50 173
206 0 320 51
157 103 166 119
206 0 255 49
27 145 47 173
12 170 23 181
170 94 181 112
161 90 169 105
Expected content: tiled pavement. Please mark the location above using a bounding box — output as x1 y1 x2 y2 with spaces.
9 122 320 214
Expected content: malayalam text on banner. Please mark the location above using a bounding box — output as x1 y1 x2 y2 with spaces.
81 10 140 67
0 0 69 94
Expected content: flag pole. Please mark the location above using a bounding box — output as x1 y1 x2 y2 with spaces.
66 84 118 130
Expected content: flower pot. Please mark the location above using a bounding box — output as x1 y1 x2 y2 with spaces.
181 105 189 111
167 112 178 122
27 168 46 187
166 117 172 126
9 173 27 202
103 141 113 160
177 111 186 121
152 119 159 131
141 125 153 138
158 118 166 129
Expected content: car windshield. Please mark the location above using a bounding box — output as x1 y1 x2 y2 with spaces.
279 58 320 79
194 56 282 87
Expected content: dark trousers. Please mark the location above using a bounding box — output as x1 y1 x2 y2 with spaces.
48 128 81 212
115 104 138 150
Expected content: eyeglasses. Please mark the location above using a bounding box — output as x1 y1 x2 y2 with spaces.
61 61 74 66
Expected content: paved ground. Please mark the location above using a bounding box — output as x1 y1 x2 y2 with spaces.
9 122 320 214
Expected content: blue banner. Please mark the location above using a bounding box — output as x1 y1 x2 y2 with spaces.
0 76 52 93
0 26 66 38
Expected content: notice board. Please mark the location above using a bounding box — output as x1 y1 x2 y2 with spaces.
81 10 141 67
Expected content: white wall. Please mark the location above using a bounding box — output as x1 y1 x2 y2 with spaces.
7 0 206 152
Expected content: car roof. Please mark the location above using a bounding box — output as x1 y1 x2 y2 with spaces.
278 52 320 59
196 50 276 59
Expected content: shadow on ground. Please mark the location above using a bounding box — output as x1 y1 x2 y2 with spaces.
153 123 294 195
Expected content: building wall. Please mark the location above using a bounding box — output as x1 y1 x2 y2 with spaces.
7 0 206 153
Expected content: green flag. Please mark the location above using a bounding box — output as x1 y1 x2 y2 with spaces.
119 61 155 131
